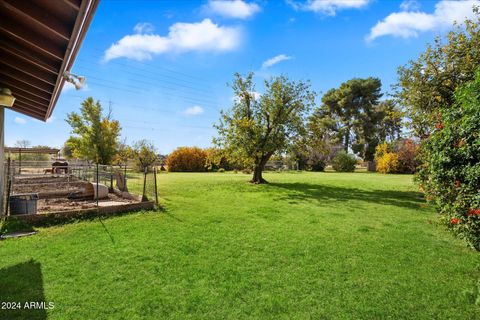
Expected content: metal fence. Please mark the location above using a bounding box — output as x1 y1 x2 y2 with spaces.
1 159 159 216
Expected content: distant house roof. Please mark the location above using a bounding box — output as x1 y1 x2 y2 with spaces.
0 0 100 121
4 147 60 154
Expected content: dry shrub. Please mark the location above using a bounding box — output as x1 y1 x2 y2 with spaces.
166 147 207 172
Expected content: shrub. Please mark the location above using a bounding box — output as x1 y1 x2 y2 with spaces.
377 152 400 174
375 140 420 174
375 142 400 174
417 70 480 250
395 139 420 174
331 152 356 172
166 147 207 172
0 216 34 235
306 149 326 172
204 147 231 171
308 159 326 172
218 168 225 173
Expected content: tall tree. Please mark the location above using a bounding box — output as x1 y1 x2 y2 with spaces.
313 77 383 161
132 140 157 171
395 7 480 138
66 97 121 164
114 139 133 167
376 99 404 142
14 139 31 148
215 73 315 183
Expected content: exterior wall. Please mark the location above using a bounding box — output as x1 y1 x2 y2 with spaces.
0 107 4 214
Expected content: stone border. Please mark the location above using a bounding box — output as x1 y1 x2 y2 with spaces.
13 201 156 227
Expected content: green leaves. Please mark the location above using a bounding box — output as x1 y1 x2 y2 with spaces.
215 73 314 182
396 10 480 138
418 70 480 250
65 97 121 164
311 77 390 161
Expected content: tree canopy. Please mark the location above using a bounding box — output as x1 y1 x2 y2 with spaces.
66 97 121 164
132 139 158 171
395 8 480 138
215 73 315 183
309 77 387 161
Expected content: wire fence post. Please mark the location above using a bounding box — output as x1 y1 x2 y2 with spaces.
96 162 99 208
142 167 148 202
154 166 159 207
18 150 21 175
124 164 128 192
109 165 114 192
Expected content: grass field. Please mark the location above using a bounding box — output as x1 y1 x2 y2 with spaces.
1 172 479 319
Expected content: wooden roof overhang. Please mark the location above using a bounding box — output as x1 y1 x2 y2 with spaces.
0 0 100 121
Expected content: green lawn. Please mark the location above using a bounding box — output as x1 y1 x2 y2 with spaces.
1 172 479 319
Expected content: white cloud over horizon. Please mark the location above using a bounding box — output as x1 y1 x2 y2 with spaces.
14 117 27 124
288 0 370 16
104 19 242 61
183 105 204 116
204 0 261 19
262 54 292 68
367 0 480 41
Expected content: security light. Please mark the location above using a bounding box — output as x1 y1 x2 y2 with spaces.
63 71 86 90
0 88 15 107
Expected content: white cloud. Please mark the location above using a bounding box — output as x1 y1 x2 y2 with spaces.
288 0 370 16
46 116 55 123
262 54 292 68
14 117 27 124
134 22 155 34
105 19 242 61
367 0 480 41
400 0 420 11
205 0 261 19
183 105 204 116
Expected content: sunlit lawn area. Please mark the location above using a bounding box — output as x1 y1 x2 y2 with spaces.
1 172 479 319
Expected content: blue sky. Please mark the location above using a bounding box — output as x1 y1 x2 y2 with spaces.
5 0 479 154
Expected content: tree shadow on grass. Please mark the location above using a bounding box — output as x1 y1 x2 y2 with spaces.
267 182 427 211
0 259 47 320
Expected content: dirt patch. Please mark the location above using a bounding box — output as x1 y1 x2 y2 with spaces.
12 176 87 194
38 193 135 213
10 175 140 214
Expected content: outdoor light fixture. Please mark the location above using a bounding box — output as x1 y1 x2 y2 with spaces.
0 88 15 107
63 71 86 90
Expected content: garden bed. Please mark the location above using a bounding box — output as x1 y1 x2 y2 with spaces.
12 201 155 227
7 175 156 226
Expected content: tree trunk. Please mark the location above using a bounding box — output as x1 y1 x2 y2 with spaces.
251 154 271 184
344 128 350 153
